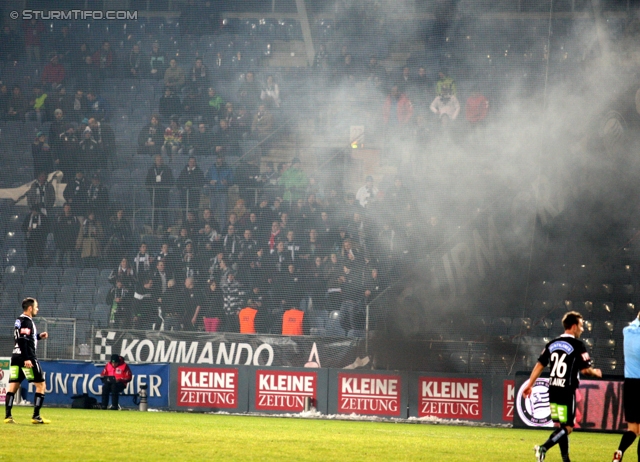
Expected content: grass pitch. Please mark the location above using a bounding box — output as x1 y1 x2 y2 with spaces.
0 407 621 461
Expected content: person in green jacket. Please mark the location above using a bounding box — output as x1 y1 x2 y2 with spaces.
278 158 308 205
436 72 456 96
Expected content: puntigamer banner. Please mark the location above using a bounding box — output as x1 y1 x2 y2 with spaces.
94 330 364 369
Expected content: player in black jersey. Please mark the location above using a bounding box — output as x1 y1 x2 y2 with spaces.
4 298 50 424
523 311 601 462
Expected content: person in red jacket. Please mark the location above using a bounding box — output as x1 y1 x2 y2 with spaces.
100 354 133 410
382 85 413 126
42 55 66 88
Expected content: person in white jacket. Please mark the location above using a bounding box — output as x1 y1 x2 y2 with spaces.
261 75 280 108
430 85 460 125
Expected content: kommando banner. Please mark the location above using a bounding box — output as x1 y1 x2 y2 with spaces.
94 329 364 369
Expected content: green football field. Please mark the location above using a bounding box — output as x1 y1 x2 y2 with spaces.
0 407 622 461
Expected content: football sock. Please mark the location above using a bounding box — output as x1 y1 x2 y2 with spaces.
5 392 15 418
558 431 569 460
33 393 45 418
542 427 566 450
619 431 637 454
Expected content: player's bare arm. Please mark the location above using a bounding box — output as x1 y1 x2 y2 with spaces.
581 367 602 378
523 362 545 398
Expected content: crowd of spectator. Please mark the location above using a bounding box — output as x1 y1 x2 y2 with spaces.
0 15 490 338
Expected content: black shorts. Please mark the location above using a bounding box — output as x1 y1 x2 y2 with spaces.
549 388 576 426
624 378 640 423
9 356 45 383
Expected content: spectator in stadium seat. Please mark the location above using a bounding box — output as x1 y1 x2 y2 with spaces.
63 170 88 217
5 85 27 121
85 91 109 122
131 278 156 330
0 26 21 62
93 41 116 79
86 173 109 224
221 102 235 129
25 86 48 125
385 176 412 215
53 26 74 65
159 88 182 121
152 260 173 309
127 43 148 79
365 56 387 85
200 207 220 234
55 125 79 183
42 55 66 88
237 71 261 110
189 58 209 94
363 267 386 303
70 89 87 122
355 175 379 209
192 122 213 156
222 224 242 263
137 115 164 156
430 84 460 126
53 203 80 268
45 87 68 122
251 104 275 142
145 154 174 231
213 119 240 157
221 271 245 332
23 205 49 268
231 51 248 80
105 278 132 328
211 52 229 82
302 256 327 311
206 154 234 226
22 19 45 63
88 117 116 170
436 71 456 96
261 75 281 109
77 55 99 93
32 131 53 177
182 89 201 121
278 158 308 205
202 87 224 124
383 85 413 127
78 127 99 173
203 279 224 330
182 122 197 157
177 156 206 216
108 257 135 288
299 229 325 263
395 65 412 93
465 91 489 125
26 172 55 216
160 278 180 331
104 209 133 268
155 242 175 275
164 59 186 93
100 354 133 410
133 242 152 283
268 240 291 279
149 42 167 80
76 210 103 268
184 211 201 237
177 241 199 284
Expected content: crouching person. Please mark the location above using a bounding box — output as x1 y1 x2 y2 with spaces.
100 354 132 410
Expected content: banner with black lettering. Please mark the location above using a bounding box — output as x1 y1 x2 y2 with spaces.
94 329 365 369
25 360 170 408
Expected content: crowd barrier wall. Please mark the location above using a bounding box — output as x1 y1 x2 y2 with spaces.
26 359 631 430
